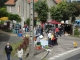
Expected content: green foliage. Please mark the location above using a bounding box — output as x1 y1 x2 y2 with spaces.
34 0 48 23
25 18 37 26
2 29 12 32
11 41 23 56
8 14 15 21
0 0 8 8
42 58 46 60
13 14 21 22
8 14 21 22
0 8 9 17
50 1 80 23
0 21 4 25
57 1 69 22
50 1 68 22
34 18 37 26
71 15 75 23
67 2 80 23
67 2 77 16
50 6 63 22
0 8 21 22
25 18 30 26
74 27 80 35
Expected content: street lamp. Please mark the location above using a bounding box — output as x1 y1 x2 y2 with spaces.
26 0 40 60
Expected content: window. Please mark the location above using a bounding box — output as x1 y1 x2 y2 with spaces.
18 6 20 12
10 6 12 12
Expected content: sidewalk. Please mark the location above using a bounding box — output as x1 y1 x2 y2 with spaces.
0 30 80 60
0 30 17 36
0 30 47 60
34 36 80 60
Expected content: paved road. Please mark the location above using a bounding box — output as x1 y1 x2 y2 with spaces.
1 30 80 60
48 36 80 60
65 53 80 60
49 47 80 60
0 33 23 60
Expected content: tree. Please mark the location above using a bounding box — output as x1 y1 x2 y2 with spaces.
25 18 36 26
34 0 48 23
67 2 80 35
0 8 9 17
50 1 68 22
0 8 21 22
25 18 30 26
0 0 8 8
57 1 69 22
66 2 80 23
8 14 21 22
67 2 80 23
50 6 63 22
50 1 80 23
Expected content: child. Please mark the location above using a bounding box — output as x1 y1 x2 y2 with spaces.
17 47 23 60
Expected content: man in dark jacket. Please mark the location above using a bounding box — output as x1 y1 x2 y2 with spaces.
5 43 13 60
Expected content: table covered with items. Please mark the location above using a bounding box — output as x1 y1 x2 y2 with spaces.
34 35 49 50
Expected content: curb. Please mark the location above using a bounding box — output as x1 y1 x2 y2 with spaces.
0 30 17 36
41 51 49 60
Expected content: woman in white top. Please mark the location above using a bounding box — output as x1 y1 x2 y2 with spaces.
17 47 23 60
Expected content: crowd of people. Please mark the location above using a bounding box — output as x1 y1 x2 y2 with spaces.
4 22 72 60
33 23 65 47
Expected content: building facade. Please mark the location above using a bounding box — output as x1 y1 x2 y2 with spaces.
5 0 80 26
5 0 38 28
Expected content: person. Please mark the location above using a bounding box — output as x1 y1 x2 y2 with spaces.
5 43 13 60
17 47 23 60
59 26 63 37
55 27 59 37
51 32 58 45
41 26 43 35
48 31 52 47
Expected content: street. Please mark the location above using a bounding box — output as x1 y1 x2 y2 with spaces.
65 53 80 60
0 31 80 60
0 32 22 60
48 36 80 60
48 47 80 60
0 0 80 60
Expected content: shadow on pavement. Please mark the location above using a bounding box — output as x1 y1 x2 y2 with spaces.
0 33 10 42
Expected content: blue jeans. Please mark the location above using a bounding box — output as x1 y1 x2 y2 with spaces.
7 54 10 60
19 58 22 60
56 32 58 37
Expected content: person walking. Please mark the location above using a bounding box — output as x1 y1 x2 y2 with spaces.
5 43 13 60
17 47 23 60
59 26 63 37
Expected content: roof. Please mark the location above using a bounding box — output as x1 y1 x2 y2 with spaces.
27 0 38 3
5 0 15 5
5 0 38 5
54 0 61 3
